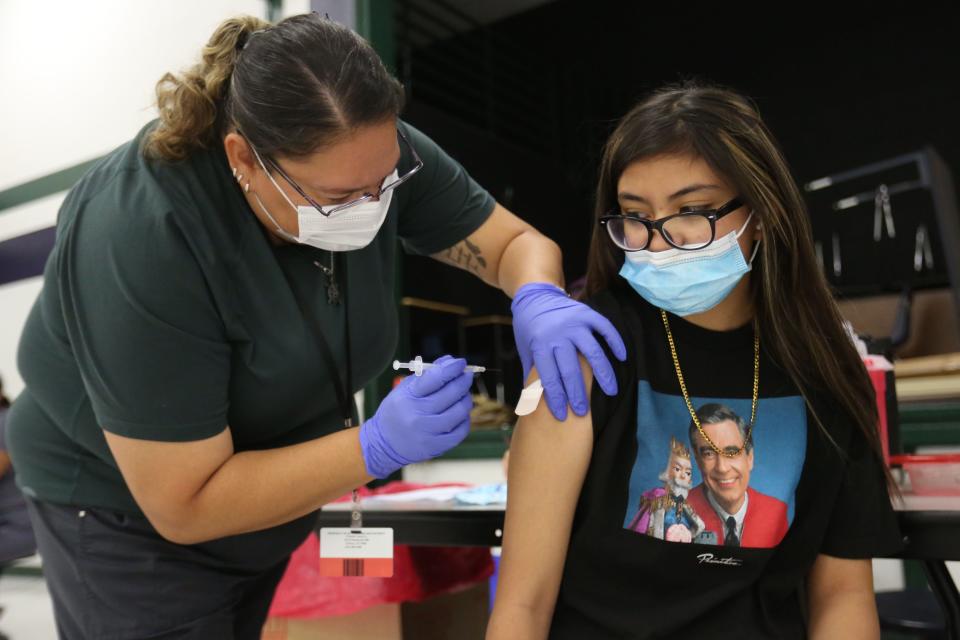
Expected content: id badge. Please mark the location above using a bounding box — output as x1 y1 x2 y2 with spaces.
319 527 394 577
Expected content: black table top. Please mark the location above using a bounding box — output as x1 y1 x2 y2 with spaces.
317 492 960 559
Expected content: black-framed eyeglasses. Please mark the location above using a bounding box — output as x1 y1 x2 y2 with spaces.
250 128 424 217
599 197 744 251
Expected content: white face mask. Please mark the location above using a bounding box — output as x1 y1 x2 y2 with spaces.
251 149 396 252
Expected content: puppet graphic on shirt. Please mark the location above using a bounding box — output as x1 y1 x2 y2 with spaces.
627 437 706 542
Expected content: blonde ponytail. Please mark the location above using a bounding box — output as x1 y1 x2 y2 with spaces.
143 15 270 162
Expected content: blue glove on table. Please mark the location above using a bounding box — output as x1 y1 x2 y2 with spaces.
359 355 474 478
511 282 627 420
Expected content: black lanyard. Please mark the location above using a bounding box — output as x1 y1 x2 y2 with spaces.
278 251 355 429
280 251 367 530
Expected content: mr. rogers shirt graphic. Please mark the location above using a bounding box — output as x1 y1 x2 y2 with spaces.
624 384 805 549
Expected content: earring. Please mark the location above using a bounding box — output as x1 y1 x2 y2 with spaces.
236 173 244 183
231 167 237 177
244 183 250 193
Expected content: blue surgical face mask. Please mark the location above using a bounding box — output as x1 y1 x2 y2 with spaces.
618 212 760 316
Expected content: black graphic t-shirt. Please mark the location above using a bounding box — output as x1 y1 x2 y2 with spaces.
550 284 902 639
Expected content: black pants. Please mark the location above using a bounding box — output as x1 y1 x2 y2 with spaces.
26 498 294 640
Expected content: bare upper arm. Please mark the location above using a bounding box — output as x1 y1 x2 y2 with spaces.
430 203 533 286
808 553 874 602
807 554 878 638
104 427 233 541
496 360 594 618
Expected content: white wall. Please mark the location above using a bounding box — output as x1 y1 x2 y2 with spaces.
0 0 310 397
0 0 312 191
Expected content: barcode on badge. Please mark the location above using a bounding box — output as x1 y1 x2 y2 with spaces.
319 557 393 577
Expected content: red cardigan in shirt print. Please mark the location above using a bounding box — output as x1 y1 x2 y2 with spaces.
686 485 789 548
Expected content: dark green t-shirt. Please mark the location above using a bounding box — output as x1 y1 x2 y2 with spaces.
7 120 495 518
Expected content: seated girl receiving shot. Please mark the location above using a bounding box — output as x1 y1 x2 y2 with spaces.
487 83 901 640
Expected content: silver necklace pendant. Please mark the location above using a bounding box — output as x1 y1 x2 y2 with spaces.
326 278 340 305
313 258 340 305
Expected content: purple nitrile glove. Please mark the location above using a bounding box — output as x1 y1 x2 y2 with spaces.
359 355 474 478
511 282 627 421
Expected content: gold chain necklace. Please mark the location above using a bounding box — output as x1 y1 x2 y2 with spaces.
660 309 760 458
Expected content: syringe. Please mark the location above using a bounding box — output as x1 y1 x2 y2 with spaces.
392 355 487 377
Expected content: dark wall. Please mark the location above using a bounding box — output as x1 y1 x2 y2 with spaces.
492 1 959 189
398 0 959 313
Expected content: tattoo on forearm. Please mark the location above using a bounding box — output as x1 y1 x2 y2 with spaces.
442 239 487 275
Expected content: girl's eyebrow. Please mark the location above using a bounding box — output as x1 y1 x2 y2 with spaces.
618 184 722 204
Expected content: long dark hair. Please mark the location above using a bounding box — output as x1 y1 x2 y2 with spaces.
586 82 890 479
144 13 405 161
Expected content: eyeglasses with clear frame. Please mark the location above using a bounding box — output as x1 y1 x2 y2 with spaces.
599 197 745 251
248 128 424 217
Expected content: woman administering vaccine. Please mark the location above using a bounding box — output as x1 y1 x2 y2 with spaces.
6 13 624 638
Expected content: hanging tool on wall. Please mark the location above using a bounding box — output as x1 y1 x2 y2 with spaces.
914 224 935 273
832 232 842 279
873 184 896 241
889 225 936 349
